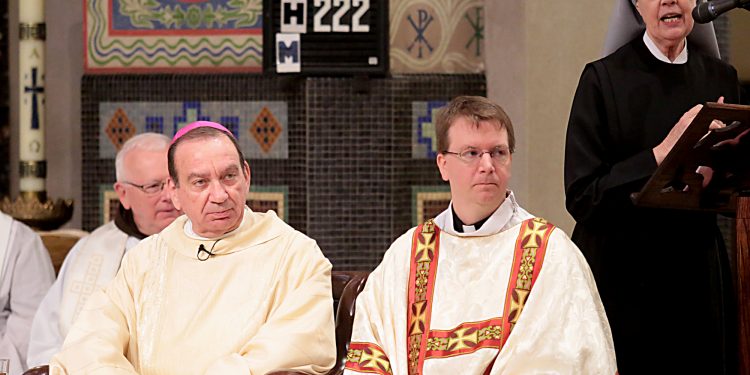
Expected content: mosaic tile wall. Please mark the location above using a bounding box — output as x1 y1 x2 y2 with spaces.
82 74 485 270
98 101 288 159
412 185 451 226
82 74 308 240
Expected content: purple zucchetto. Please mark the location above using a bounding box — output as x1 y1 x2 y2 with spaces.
171 121 234 145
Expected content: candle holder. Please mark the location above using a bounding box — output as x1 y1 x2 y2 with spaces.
0 191 73 231
5 1 75 231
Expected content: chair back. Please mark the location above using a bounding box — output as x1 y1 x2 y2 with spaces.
38 229 88 275
23 365 48 375
329 271 369 375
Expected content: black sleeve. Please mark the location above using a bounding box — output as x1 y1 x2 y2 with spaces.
564 63 657 223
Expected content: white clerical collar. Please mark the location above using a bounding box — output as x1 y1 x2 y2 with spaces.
434 191 533 237
643 31 687 64
184 207 248 240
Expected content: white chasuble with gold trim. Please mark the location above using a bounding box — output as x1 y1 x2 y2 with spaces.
345 196 617 375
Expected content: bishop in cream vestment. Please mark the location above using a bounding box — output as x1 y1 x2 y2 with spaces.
50 208 336 374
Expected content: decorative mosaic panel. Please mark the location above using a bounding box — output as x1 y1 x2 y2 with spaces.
247 185 287 221
97 184 288 226
412 186 451 226
99 185 119 225
390 0 484 73
412 101 446 159
99 101 288 159
82 75 307 237
84 0 263 73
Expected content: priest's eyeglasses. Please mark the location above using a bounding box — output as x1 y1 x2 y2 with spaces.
442 147 511 164
122 180 166 195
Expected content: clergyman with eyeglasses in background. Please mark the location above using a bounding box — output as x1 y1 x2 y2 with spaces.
26 133 181 368
343 96 618 374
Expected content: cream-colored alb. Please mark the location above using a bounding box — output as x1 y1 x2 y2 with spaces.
51 207 336 374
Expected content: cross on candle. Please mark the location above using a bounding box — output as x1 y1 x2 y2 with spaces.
24 67 44 130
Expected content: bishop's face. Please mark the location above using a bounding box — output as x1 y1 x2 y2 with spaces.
436 117 512 222
168 135 250 238
636 0 696 47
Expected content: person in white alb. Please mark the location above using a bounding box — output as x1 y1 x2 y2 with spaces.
344 96 617 374
0 211 54 375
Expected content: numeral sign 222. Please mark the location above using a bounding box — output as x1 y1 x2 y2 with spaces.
313 0 370 33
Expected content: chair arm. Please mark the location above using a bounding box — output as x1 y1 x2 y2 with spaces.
23 365 49 375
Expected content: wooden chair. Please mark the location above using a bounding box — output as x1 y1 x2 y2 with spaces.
38 229 88 275
22 270 369 375
22 365 48 375
326 270 369 375
268 270 369 375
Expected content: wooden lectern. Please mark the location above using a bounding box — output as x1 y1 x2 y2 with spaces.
632 102 750 373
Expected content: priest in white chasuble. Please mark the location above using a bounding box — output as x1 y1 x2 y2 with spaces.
344 96 617 375
0 212 55 375
50 122 336 374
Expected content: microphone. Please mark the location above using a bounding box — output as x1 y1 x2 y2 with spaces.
197 244 212 261
693 0 750 23
196 239 221 261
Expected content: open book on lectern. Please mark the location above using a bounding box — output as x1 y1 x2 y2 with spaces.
631 102 750 213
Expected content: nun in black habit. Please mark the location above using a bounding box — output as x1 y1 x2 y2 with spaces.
564 0 741 373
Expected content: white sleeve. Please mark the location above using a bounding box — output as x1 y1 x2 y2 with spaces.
0 222 55 375
27 239 85 368
492 230 618 374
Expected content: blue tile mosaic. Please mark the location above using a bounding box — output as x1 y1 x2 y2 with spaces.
412 101 446 159
99 101 289 159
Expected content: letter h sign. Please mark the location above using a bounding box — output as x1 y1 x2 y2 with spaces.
281 0 306 33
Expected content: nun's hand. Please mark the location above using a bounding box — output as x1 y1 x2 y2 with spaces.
653 104 702 165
